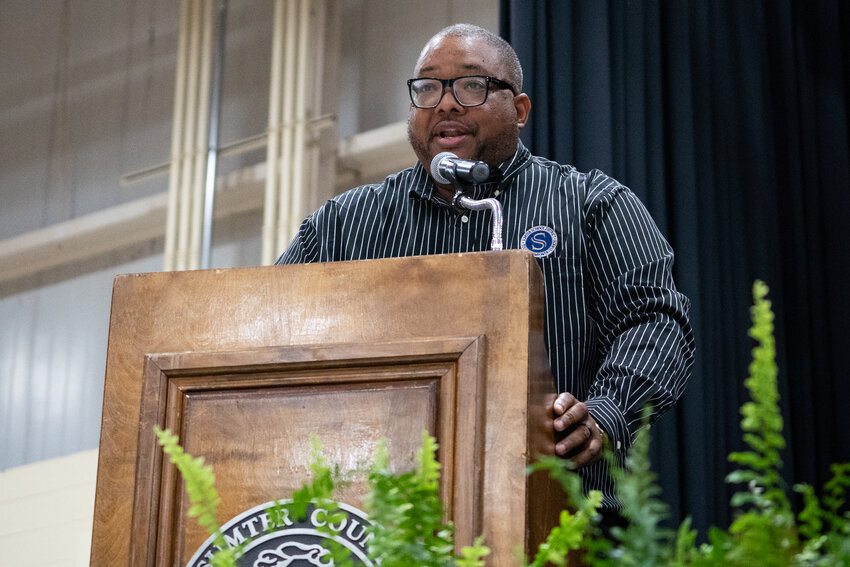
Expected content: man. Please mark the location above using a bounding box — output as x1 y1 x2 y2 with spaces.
277 24 694 522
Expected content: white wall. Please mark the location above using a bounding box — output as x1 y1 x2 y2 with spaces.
0 246 163 468
0 450 98 567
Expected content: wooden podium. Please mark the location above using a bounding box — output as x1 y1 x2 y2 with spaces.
90 250 565 566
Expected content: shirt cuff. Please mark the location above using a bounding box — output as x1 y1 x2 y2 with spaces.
585 396 630 453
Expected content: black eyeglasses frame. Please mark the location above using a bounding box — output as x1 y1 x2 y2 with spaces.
406 75 517 109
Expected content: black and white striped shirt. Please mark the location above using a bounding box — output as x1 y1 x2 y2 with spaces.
277 142 694 509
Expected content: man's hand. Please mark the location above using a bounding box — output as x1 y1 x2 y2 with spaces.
552 392 606 468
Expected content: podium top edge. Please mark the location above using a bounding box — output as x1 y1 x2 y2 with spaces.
112 250 538 282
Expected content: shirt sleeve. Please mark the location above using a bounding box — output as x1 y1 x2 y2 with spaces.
581 176 695 456
274 213 321 265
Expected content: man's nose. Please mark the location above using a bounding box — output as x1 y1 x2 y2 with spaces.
435 84 464 112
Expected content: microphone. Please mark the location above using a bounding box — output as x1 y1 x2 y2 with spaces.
430 152 490 185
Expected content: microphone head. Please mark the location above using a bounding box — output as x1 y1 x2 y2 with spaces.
430 152 457 184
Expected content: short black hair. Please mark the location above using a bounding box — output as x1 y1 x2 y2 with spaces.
424 24 523 93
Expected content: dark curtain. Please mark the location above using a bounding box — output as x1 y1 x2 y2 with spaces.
501 0 850 536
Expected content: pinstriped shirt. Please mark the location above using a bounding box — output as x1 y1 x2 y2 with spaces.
277 142 694 509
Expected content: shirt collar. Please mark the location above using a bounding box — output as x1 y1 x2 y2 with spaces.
408 141 533 204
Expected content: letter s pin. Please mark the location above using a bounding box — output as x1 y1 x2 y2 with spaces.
520 226 558 258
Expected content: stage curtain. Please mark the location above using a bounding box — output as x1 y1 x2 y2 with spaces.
501 0 850 535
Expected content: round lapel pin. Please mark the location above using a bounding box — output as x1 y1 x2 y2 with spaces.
520 225 558 258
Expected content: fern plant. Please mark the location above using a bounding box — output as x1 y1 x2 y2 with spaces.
277 435 356 567
153 426 242 567
524 455 606 566
794 463 850 565
363 431 490 567
713 280 797 567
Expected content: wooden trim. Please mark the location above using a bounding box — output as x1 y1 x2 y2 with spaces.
129 336 484 566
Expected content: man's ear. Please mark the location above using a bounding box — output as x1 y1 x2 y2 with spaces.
514 93 531 129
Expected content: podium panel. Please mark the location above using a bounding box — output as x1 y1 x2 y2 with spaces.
131 338 485 565
91 251 564 566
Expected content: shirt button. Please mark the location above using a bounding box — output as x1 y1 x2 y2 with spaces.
461 215 469 223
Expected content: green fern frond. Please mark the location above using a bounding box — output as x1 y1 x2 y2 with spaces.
723 281 798 566
456 535 491 567
607 407 677 567
153 426 238 567
523 455 607 567
364 430 468 566
726 281 790 517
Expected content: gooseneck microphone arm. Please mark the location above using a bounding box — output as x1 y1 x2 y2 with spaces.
429 153 504 251
452 191 504 251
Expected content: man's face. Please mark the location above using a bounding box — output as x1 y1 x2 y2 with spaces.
407 35 529 172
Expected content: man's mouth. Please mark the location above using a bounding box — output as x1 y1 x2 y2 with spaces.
434 124 471 147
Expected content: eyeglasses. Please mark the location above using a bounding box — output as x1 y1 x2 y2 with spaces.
407 75 516 108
